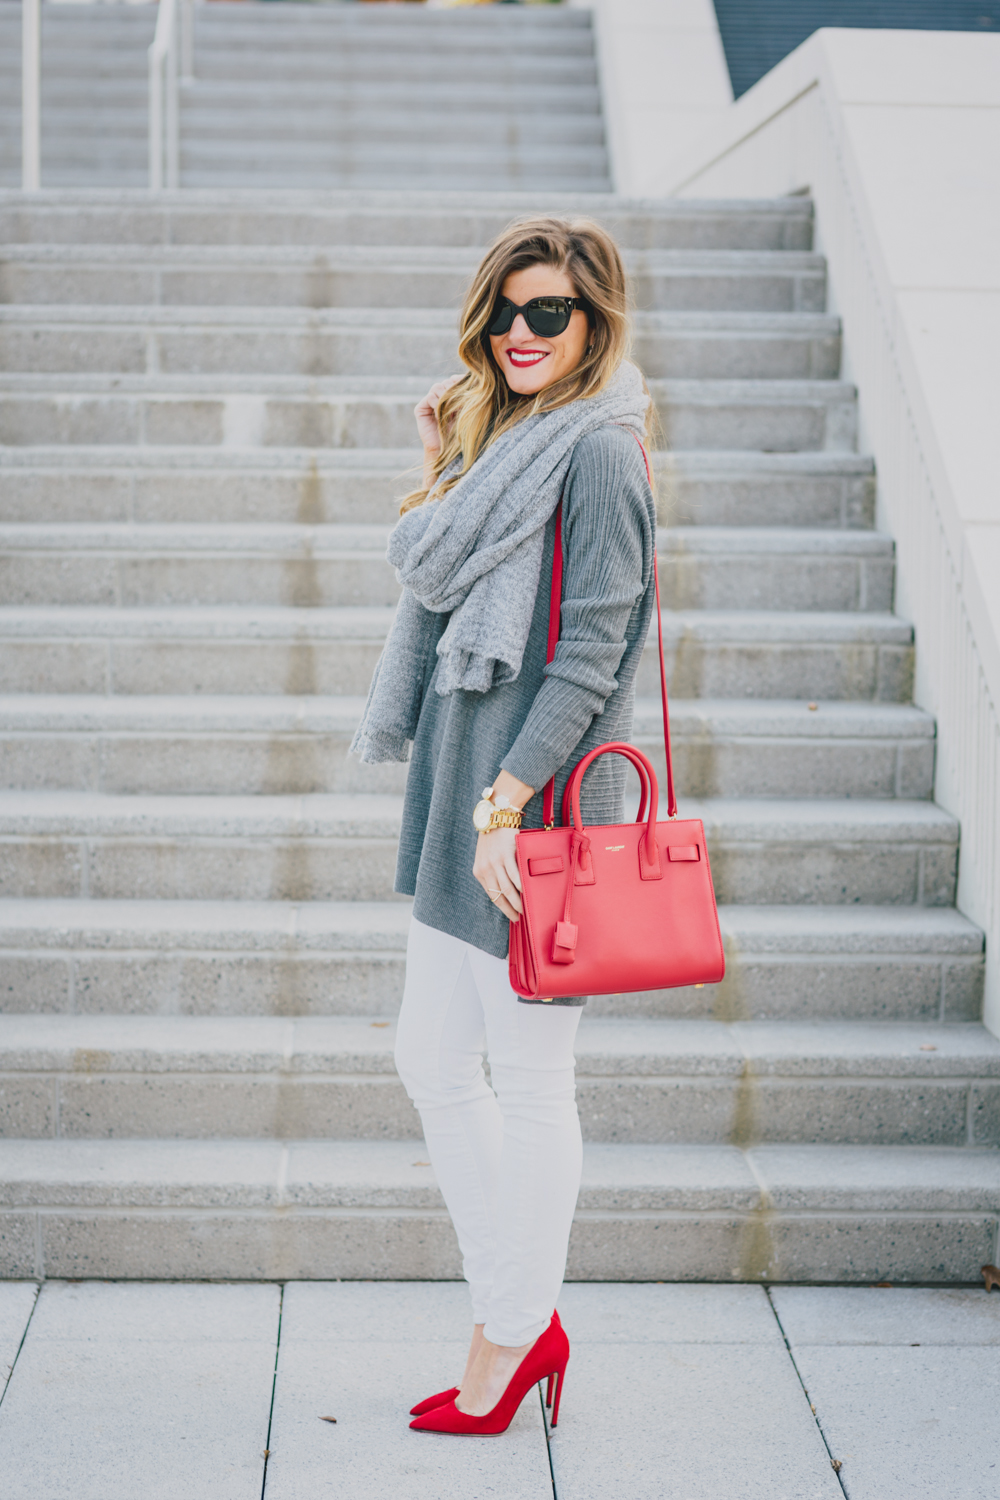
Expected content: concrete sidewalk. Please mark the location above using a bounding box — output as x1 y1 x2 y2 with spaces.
0 1281 997 1499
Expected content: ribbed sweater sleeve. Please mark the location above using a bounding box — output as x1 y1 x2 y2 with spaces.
500 425 652 794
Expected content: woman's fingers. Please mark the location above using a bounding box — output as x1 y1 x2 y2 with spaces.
494 862 522 917
503 845 522 894
414 375 462 450
429 375 460 411
473 831 523 920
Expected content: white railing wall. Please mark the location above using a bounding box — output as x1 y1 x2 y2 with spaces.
659 30 1000 1036
21 0 40 190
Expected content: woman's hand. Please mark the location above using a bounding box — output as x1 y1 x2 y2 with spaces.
414 375 461 487
473 828 523 923
472 769 533 923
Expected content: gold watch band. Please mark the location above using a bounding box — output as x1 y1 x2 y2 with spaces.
472 786 524 834
485 806 523 832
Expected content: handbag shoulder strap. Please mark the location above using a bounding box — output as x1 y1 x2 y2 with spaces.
541 434 676 825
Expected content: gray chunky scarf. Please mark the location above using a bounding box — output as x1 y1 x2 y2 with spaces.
350 360 649 764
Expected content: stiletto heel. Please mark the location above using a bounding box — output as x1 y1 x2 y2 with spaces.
545 1371 554 1407
409 1314 569 1436
550 1362 567 1427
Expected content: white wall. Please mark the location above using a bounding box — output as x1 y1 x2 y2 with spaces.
653 29 1000 1036
571 0 732 195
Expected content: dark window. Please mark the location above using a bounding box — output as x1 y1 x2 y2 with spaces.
713 1 1000 97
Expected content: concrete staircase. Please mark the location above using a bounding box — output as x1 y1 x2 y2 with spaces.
0 1 609 191
0 182 996 1285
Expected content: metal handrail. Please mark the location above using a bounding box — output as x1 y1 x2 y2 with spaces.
149 0 182 192
21 0 40 190
21 0 192 194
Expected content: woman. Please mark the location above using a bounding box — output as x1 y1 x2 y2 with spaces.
351 216 657 1435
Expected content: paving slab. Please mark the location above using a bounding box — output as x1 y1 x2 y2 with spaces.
0 1281 37 1395
546 1284 840 1500
772 1287 1000 1499
772 1284 1000 1345
0 1281 279 1500
265 1281 551 1500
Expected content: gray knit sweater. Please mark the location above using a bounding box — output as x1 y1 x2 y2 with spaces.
394 424 656 1000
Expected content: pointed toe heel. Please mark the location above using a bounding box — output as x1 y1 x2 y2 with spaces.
409 1315 569 1436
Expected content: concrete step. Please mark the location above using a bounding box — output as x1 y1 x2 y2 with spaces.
0 696 935 801
658 527 892 611
0 898 982 1023
1 168 613 195
0 375 858 452
0 791 959 906
0 105 606 148
1 40 592 76
9 48 597 86
0 84 604 121
1 1013 997 1147
175 54 604 87
1 133 608 169
0 190 815 251
0 158 612 197
185 8 595 40
0 605 914 701
0 3 592 32
0 167 150 193
0 246 827 312
0 447 876 529
0 307 842 382
2 1136 997 1282
0 29 598 66
629 699 932 800
0 524 893 612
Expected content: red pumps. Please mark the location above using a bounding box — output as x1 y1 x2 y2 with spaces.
409 1314 569 1436
408 1311 563 1419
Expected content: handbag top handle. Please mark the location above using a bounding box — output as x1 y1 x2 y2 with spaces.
541 433 676 827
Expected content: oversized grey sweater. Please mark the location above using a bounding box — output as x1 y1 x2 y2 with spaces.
394 424 656 997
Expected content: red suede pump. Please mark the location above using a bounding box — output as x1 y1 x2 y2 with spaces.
408 1311 563 1418
409 1314 569 1436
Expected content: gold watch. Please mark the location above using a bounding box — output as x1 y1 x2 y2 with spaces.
472 785 524 834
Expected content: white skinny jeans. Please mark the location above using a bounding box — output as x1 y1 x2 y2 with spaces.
394 916 583 1348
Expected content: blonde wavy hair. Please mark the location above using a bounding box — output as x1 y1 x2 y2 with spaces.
400 215 649 514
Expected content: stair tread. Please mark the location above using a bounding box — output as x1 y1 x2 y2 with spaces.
0 444 876 475
0 523 892 556
2 1013 996 1075
0 605 913 641
0 306 840 332
0 694 934 736
0 372 855 398
3 1136 997 1212
0 897 981 953
0 185 814 213
0 896 413 947
0 245 826 269
0 789 959 840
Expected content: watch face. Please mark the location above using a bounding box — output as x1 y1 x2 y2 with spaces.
472 800 493 832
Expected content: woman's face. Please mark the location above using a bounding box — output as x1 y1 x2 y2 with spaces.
488 263 591 397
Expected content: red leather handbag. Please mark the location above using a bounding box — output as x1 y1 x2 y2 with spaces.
508 445 726 1002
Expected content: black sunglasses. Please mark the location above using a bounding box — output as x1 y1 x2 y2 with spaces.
487 296 590 338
